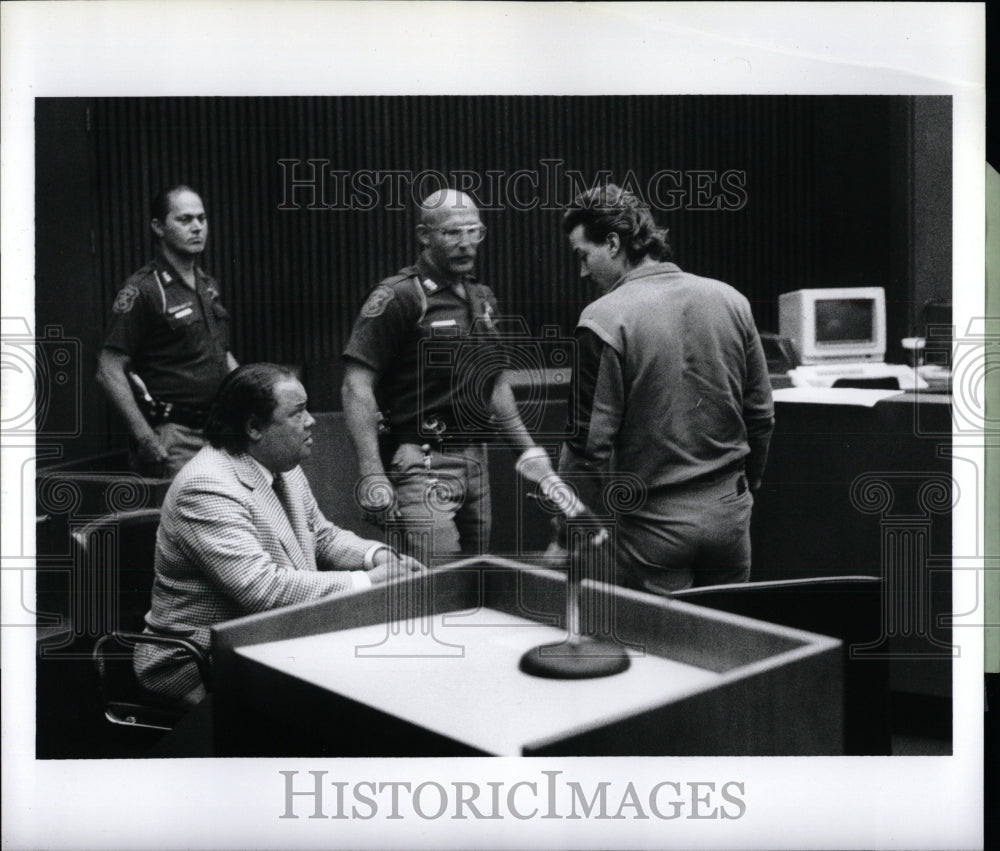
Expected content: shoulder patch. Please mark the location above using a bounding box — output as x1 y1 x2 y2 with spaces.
112 283 140 314
361 285 396 318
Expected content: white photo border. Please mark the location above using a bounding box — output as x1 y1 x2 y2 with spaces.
1 3 985 850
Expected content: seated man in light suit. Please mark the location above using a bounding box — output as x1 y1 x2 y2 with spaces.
134 362 425 708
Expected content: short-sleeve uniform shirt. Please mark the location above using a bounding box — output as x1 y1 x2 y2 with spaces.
102 254 233 407
343 260 508 439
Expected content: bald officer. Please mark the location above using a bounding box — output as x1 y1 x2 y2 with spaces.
97 185 238 478
342 189 554 563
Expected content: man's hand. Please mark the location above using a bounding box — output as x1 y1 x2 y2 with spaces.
542 538 570 565
357 472 400 526
367 550 427 585
516 447 588 518
135 431 169 476
550 509 610 554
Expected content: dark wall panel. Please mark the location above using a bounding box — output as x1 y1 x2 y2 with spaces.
35 96 951 458
86 96 833 366
910 98 953 338
34 99 107 460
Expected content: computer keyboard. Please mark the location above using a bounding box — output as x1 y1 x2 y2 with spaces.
787 362 929 390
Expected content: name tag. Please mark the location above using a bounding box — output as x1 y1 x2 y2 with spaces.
171 307 194 319
430 319 457 328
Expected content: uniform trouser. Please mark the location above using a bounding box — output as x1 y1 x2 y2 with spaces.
129 422 206 478
615 471 753 595
388 442 491 564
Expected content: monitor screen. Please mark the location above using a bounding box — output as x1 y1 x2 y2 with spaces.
778 286 886 364
814 298 874 344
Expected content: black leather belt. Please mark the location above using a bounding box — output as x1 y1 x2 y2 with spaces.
389 414 492 448
162 405 208 430
392 434 488 448
139 396 208 430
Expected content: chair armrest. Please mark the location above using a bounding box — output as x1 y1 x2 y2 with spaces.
93 631 212 689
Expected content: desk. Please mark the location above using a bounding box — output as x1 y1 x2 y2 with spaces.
211 558 842 757
297 393 952 715
751 391 952 580
749 391 953 711
236 607 721 756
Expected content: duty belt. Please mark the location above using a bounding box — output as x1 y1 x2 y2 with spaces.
138 395 208 430
129 371 208 429
389 415 493 447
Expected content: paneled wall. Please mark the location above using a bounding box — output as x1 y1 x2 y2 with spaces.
85 96 829 357
35 96 951 458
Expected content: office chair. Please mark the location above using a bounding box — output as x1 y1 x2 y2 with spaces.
72 509 209 732
36 463 170 643
92 632 209 731
669 575 891 755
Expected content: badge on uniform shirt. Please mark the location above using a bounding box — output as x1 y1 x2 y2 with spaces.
361 285 396 318
421 278 439 294
112 283 140 314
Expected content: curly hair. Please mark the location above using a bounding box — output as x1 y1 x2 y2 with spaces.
562 183 672 263
204 363 298 452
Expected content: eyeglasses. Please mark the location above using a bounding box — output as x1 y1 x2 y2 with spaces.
432 225 487 245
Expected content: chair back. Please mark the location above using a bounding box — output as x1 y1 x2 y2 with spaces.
670 576 890 755
71 508 162 637
70 508 206 733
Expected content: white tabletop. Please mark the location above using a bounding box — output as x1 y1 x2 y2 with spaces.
236 607 721 754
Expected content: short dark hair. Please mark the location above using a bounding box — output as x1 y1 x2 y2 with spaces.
562 183 672 263
150 184 201 223
204 363 298 452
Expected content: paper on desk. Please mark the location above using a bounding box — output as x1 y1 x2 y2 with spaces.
772 387 905 407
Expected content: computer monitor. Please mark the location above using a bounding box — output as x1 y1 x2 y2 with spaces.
778 287 886 364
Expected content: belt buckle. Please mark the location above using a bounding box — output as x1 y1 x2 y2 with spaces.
422 416 447 443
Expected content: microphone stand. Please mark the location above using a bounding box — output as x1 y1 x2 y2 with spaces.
518 495 631 680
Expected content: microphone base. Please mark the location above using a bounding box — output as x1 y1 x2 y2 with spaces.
519 638 630 680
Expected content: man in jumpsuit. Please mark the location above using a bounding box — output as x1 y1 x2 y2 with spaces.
557 183 775 593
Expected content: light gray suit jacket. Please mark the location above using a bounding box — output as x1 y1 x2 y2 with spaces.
135 445 375 700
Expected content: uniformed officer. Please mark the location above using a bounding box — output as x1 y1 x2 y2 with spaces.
341 189 559 563
96 185 239 477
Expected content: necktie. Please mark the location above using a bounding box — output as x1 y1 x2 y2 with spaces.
272 472 293 522
272 471 311 566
